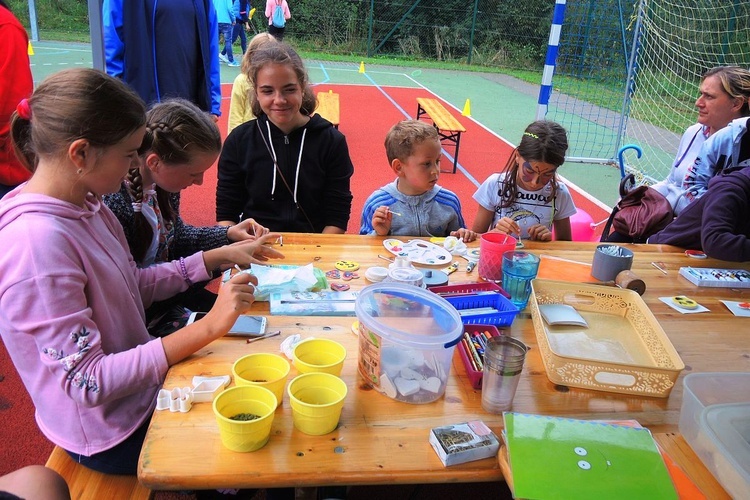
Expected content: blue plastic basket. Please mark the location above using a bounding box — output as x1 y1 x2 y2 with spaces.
444 291 519 326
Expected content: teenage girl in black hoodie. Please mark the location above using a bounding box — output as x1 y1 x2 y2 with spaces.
217 42 354 233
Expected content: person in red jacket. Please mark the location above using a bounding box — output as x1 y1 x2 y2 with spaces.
0 0 33 198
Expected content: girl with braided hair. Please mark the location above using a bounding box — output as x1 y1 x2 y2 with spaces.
104 98 278 335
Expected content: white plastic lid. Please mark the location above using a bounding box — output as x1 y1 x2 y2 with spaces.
701 402 750 483
355 283 462 348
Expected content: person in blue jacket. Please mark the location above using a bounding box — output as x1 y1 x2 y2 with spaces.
102 0 223 120
683 116 750 203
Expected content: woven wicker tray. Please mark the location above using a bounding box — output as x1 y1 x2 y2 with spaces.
529 279 684 397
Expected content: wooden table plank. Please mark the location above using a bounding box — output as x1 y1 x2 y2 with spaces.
139 235 750 491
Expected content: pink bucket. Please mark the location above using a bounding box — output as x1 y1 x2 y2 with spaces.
478 233 517 282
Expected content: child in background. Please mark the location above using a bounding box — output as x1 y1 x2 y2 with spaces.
103 98 273 334
0 68 279 475
472 120 576 241
360 120 476 241
227 32 276 134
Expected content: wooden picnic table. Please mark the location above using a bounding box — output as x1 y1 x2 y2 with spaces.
138 234 748 495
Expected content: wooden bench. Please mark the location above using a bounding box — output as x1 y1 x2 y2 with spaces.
416 97 467 173
45 446 153 500
316 91 340 129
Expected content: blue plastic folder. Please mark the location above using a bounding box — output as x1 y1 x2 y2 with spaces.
503 413 677 500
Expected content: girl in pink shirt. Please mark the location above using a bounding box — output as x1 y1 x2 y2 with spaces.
0 68 281 474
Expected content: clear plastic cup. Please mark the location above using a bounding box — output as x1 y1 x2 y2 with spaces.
481 336 529 413
501 251 540 309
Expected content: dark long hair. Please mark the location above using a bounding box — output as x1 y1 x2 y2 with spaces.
498 120 568 209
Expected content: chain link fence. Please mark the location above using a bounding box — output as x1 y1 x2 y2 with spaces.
286 0 554 70
11 0 556 71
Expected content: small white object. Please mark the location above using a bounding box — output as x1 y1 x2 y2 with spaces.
178 388 193 413
400 367 424 380
381 347 410 378
538 304 588 327
365 266 389 283
158 387 193 413
394 377 420 396
420 377 442 393
156 389 172 411
280 334 303 359
191 376 230 403
380 373 398 399
406 350 425 367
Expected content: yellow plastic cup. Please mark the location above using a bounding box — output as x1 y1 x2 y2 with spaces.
212 385 277 452
292 338 347 376
233 353 290 408
287 372 348 435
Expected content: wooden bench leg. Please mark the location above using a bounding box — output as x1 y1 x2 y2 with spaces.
45 446 153 500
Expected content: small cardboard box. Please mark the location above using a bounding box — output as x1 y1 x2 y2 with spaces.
429 420 500 466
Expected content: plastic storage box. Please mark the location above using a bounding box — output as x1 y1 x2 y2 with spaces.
355 283 463 404
678 372 750 498
529 279 684 397
457 325 502 389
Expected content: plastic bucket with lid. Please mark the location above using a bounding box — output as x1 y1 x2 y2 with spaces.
355 283 463 404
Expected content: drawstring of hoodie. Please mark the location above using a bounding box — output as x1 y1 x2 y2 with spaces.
265 121 279 197
293 129 307 204
264 120 307 205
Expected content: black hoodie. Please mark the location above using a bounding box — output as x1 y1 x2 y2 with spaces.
217 114 354 233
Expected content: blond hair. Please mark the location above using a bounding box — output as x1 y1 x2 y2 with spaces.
384 120 439 164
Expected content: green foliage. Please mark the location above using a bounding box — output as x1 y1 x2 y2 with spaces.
8 0 89 41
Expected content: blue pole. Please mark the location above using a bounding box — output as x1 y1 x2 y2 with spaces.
536 0 567 121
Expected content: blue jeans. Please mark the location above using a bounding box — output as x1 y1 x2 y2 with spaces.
231 22 247 54
218 23 234 62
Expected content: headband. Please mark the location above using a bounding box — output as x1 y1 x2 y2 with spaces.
16 98 31 120
523 132 539 139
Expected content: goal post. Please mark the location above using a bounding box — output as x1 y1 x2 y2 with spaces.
538 0 750 184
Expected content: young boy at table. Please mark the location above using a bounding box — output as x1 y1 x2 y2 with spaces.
360 120 476 241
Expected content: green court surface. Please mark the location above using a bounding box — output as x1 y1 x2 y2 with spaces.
27 40 623 214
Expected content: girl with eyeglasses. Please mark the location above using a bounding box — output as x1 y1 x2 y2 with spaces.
472 120 577 241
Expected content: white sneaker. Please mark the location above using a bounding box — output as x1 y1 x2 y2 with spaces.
228 60 240 67
218 53 229 64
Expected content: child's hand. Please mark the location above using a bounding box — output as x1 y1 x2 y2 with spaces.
204 232 285 270
206 271 259 331
451 228 477 242
493 217 521 238
227 218 269 242
527 224 552 241
372 206 393 236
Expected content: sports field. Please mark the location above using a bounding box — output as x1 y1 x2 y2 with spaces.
27 40 618 238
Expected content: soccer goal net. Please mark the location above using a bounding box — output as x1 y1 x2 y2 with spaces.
540 0 750 184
